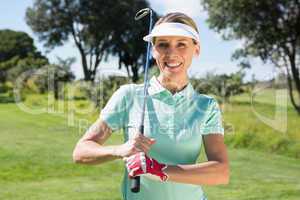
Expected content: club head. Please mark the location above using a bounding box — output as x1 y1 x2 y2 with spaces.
135 8 152 21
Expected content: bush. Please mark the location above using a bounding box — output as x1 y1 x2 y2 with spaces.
191 70 245 102
231 132 256 148
95 76 130 108
268 137 291 153
0 82 13 93
288 142 300 158
63 81 92 101
224 130 300 159
62 76 130 108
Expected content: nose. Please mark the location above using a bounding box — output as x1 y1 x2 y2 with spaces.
165 46 178 57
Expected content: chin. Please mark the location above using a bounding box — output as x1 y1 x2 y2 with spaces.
163 70 186 80
164 65 185 74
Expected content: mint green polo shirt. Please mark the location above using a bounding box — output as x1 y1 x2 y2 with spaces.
100 76 224 200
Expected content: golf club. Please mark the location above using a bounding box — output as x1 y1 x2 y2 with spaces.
131 7 153 193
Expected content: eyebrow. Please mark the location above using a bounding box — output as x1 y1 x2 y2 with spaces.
156 39 168 42
177 39 189 42
156 39 189 42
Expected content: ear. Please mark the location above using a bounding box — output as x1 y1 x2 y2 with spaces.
152 47 158 59
194 44 200 57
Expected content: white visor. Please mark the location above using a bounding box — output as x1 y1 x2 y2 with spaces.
143 22 200 44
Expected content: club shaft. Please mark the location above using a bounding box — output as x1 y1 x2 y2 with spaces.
131 8 153 193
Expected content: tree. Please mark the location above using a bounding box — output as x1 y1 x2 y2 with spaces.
107 4 159 82
26 0 157 82
191 70 245 103
201 0 300 114
0 29 48 83
26 57 75 99
49 57 76 99
0 29 44 61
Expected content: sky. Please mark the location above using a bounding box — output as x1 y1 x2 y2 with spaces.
0 0 277 81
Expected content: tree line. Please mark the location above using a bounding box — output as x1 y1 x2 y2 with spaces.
0 0 299 114
26 0 158 83
202 0 300 114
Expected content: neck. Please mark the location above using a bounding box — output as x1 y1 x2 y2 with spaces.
157 74 189 94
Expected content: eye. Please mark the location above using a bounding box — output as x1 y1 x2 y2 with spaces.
156 42 169 49
177 42 187 48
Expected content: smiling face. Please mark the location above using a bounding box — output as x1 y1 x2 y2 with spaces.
152 36 200 80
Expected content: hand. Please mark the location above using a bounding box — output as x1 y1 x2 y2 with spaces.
114 134 156 158
124 152 168 182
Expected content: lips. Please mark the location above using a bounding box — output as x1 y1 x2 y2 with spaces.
164 62 182 68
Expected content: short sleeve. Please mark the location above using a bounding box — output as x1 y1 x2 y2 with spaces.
100 85 130 131
200 98 224 135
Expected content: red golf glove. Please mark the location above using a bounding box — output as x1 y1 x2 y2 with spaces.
124 152 168 182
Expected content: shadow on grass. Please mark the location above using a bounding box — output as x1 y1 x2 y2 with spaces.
0 96 15 103
230 100 296 113
231 99 277 107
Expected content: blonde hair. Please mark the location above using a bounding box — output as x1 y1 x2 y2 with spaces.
153 12 199 44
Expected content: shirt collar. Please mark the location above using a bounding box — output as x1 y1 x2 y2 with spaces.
148 76 195 99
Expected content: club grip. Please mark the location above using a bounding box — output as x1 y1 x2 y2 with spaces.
139 124 144 135
130 124 143 193
131 176 140 193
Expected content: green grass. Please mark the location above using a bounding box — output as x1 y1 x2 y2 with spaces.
224 89 300 158
0 102 300 200
203 149 300 200
0 103 124 200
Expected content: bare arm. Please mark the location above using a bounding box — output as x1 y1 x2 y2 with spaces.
72 119 156 165
72 119 122 165
164 134 230 185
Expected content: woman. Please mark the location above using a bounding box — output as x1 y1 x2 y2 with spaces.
73 12 229 200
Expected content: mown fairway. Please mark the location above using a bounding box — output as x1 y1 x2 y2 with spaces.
0 96 299 200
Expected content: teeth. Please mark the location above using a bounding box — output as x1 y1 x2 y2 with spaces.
166 62 181 68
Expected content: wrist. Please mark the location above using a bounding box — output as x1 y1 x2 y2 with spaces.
159 163 169 182
111 145 122 159
161 164 182 182
149 158 169 182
